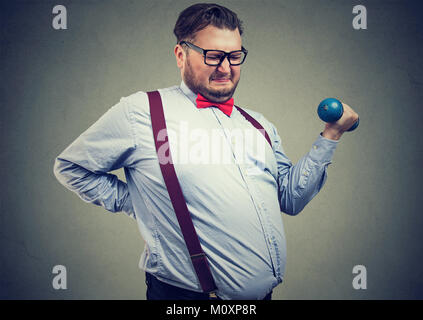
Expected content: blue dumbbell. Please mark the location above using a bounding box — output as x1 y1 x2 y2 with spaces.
317 98 359 132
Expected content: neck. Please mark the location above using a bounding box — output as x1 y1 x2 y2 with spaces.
181 80 234 103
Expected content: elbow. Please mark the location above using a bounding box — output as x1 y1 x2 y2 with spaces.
53 157 71 186
53 157 62 181
281 205 303 216
280 196 306 216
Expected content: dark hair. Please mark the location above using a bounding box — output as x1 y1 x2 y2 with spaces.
173 3 243 43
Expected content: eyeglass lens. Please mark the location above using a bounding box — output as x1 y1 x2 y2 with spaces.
205 51 245 65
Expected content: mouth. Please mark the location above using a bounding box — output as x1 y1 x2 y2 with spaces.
211 78 231 83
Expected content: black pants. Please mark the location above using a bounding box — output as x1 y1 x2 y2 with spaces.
145 272 272 300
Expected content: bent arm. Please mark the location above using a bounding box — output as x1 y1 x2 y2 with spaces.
54 158 135 218
272 126 339 215
53 98 137 219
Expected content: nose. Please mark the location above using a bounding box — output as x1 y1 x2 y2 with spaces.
217 56 231 73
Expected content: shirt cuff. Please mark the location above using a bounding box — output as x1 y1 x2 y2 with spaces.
308 133 339 164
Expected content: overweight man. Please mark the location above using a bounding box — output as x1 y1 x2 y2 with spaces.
53 3 359 300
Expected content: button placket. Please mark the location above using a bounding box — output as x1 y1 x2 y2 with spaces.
212 109 280 277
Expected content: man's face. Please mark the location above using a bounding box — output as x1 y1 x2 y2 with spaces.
175 25 243 103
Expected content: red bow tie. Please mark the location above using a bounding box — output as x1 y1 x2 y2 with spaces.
196 94 234 117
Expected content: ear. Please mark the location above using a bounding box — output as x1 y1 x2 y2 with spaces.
174 44 185 69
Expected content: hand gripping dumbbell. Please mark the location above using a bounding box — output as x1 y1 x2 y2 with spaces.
317 98 359 132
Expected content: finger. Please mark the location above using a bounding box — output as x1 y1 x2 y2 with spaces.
341 103 359 119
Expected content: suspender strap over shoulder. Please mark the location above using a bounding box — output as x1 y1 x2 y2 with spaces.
147 91 217 293
234 105 272 148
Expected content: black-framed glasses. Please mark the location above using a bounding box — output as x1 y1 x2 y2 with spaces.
179 41 248 66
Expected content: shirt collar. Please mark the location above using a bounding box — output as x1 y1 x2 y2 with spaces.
179 81 197 105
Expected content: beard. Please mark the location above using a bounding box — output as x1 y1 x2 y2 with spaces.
183 57 240 103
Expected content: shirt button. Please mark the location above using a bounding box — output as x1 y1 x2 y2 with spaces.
313 145 318 150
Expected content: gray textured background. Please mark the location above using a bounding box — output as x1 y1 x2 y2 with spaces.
1 0 422 299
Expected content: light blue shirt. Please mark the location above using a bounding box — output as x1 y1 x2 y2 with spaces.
53 81 338 299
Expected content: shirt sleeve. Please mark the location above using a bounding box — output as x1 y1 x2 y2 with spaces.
270 124 339 215
53 97 138 219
